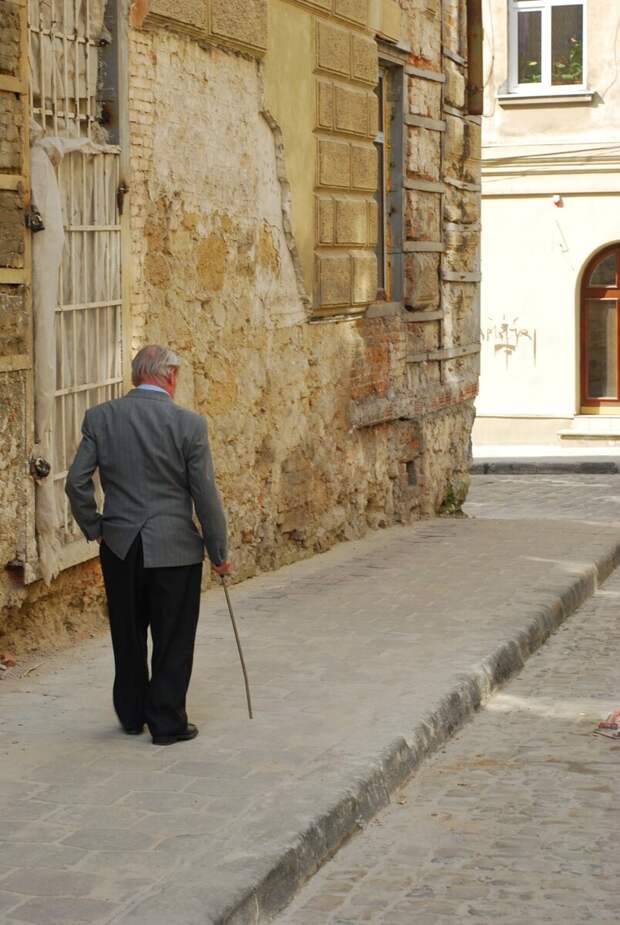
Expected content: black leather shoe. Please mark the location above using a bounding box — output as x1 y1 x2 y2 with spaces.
152 723 199 746
122 724 144 735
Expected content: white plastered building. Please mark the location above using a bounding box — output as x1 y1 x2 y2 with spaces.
475 0 620 446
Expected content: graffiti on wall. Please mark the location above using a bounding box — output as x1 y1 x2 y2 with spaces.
481 317 537 368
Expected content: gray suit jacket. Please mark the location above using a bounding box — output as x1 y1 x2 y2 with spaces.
65 388 227 568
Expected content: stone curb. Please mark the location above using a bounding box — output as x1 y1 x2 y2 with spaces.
471 461 620 475
218 540 620 924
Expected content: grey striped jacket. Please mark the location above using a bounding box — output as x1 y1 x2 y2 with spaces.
65 388 227 567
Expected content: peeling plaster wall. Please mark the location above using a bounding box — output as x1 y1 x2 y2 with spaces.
0 367 107 652
126 22 477 578
127 31 421 576
1 0 480 653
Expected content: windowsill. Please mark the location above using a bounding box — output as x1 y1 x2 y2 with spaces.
498 90 594 107
308 307 367 324
309 301 406 323
366 300 403 319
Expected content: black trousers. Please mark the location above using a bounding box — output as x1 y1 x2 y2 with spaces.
100 535 203 737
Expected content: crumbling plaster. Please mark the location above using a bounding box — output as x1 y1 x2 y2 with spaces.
128 30 428 578
0 0 479 654
127 18 476 568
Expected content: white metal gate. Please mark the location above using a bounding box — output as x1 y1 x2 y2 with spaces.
54 149 123 563
28 0 125 575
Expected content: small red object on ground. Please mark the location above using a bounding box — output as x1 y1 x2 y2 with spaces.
594 716 620 739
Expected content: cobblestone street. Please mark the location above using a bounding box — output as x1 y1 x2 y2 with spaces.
1 475 620 924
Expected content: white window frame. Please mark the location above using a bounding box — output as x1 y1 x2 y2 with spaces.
508 0 587 96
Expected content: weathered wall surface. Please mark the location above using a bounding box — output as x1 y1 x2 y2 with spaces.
0 0 480 653
127 0 479 576
0 2 36 648
0 1 109 651
127 27 419 576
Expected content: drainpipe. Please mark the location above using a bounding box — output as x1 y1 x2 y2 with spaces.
467 0 484 116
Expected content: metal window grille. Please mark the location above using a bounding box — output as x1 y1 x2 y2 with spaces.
28 0 123 563
53 149 123 547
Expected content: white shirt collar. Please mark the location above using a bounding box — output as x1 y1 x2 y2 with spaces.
136 384 168 395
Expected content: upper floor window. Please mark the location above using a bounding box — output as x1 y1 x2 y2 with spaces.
509 1 586 94
374 62 404 303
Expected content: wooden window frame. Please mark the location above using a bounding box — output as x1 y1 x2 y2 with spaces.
508 0 587 97
467 0 484 115
580 244 620 412
374 60 404 304
375 69 388 298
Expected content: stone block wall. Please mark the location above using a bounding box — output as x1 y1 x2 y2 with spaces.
0 0 481 652
0 1 35 634
146 0 268 54
314 12 378 314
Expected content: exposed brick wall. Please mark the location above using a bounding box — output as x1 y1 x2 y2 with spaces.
351 316 407 401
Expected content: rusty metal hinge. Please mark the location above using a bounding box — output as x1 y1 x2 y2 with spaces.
29 456 51 480
117 182 129 216
25 203 45 233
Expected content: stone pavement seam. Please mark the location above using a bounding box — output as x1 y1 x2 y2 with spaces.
219 541 620 924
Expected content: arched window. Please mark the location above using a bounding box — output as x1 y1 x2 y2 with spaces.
581 245 620 410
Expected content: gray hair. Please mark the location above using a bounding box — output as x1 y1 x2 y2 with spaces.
131 345 181 386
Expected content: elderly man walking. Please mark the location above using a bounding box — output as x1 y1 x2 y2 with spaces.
66 345 230 745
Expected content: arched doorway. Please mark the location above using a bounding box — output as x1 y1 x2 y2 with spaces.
580 244 620 412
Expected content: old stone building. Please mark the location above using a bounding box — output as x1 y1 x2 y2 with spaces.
0 0 481 649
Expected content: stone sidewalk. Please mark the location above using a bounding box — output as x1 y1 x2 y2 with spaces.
277 551 620 924
1 476 620 924
466 472 620 523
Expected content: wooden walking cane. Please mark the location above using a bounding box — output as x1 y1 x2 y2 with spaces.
220 576 254 719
